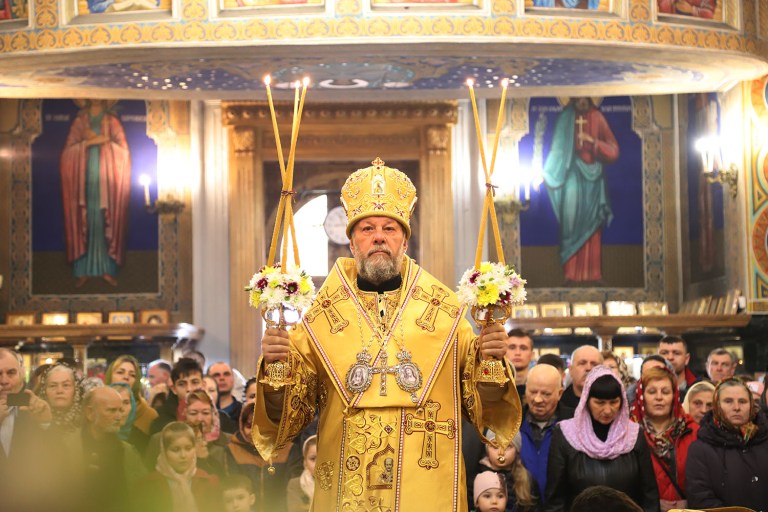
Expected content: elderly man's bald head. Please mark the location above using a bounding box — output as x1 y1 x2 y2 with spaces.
569 345 603 396
528 363 563 387
83 387 123 436
526 363 564 421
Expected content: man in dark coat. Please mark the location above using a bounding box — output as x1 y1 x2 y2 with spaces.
0 348 61 511
80 387 146 512
520 363 564 501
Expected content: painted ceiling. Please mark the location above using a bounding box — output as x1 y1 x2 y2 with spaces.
0 43 764 100
0 0 765 100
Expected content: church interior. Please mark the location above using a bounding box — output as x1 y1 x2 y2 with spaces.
0 0 767 380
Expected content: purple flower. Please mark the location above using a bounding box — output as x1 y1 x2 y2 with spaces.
284 282 299 294
469 271 480 284
499 290 511 304
256 278 268 289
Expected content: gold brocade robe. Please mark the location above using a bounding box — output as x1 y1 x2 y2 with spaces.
253 257 522 512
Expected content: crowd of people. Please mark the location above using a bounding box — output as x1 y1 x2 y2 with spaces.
1 334 767 512
466 332 768 512
0 348 314 512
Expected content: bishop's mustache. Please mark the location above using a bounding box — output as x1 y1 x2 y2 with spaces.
367 244 392 257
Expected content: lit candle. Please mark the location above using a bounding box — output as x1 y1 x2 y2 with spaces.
264 73 287 266
466 78 489 181
524 183 530 201
264 74 286 179
286 78 309 191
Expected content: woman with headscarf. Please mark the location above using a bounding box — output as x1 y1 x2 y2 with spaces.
600 350 634 391
630 367 698 512
544 365 659 512
145 389 229 477
110 382 143 449
36 363 84 433
686 378 768 510
133 421 220 512
27 364 82 511
681 380 714 424
106 355 158 448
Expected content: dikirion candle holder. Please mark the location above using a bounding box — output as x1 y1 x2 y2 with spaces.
247 75 315 391
457 77 528 387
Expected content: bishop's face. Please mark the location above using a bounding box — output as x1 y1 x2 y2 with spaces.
350 216 407 285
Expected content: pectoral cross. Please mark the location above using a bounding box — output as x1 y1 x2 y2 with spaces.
575 115 587 148
371 353 398 396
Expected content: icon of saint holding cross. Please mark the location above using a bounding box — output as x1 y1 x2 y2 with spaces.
542 97 620 283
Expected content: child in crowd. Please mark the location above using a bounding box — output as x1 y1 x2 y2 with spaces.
286 435 317 512
226 402 298 510
469 431 538 512
134 422 220 512
222 475 256 512
473 471 508 512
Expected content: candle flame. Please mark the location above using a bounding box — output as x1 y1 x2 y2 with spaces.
139 174 151 186
501 78 509 88
302 77 310 87
466 78 475 87
264 75 272 86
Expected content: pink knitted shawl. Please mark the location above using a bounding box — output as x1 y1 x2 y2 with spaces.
558 365 639 460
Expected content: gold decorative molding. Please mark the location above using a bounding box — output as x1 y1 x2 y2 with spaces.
223 102 459 127
232 127 257 154
426 126 449 155
262 133 419 152
0 0 761 63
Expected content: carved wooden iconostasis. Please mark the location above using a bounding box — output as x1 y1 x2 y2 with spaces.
223 101 456 373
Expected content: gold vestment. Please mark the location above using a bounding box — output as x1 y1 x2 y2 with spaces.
253 257 521 512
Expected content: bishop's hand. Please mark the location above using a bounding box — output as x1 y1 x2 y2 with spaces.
262 327 291 364
478 323 507 361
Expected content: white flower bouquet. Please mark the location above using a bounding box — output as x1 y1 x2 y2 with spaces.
457 261 527 309
245 263 316 312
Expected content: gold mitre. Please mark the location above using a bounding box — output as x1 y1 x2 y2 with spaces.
341 157 417 239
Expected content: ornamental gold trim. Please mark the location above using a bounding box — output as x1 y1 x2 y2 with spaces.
223 102 459 127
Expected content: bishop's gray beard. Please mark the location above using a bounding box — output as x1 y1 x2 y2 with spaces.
354 244 404 284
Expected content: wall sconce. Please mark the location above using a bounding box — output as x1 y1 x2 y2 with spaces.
139 174 185 215
495 191 531 223
493 163 542 223
695 137 738 199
